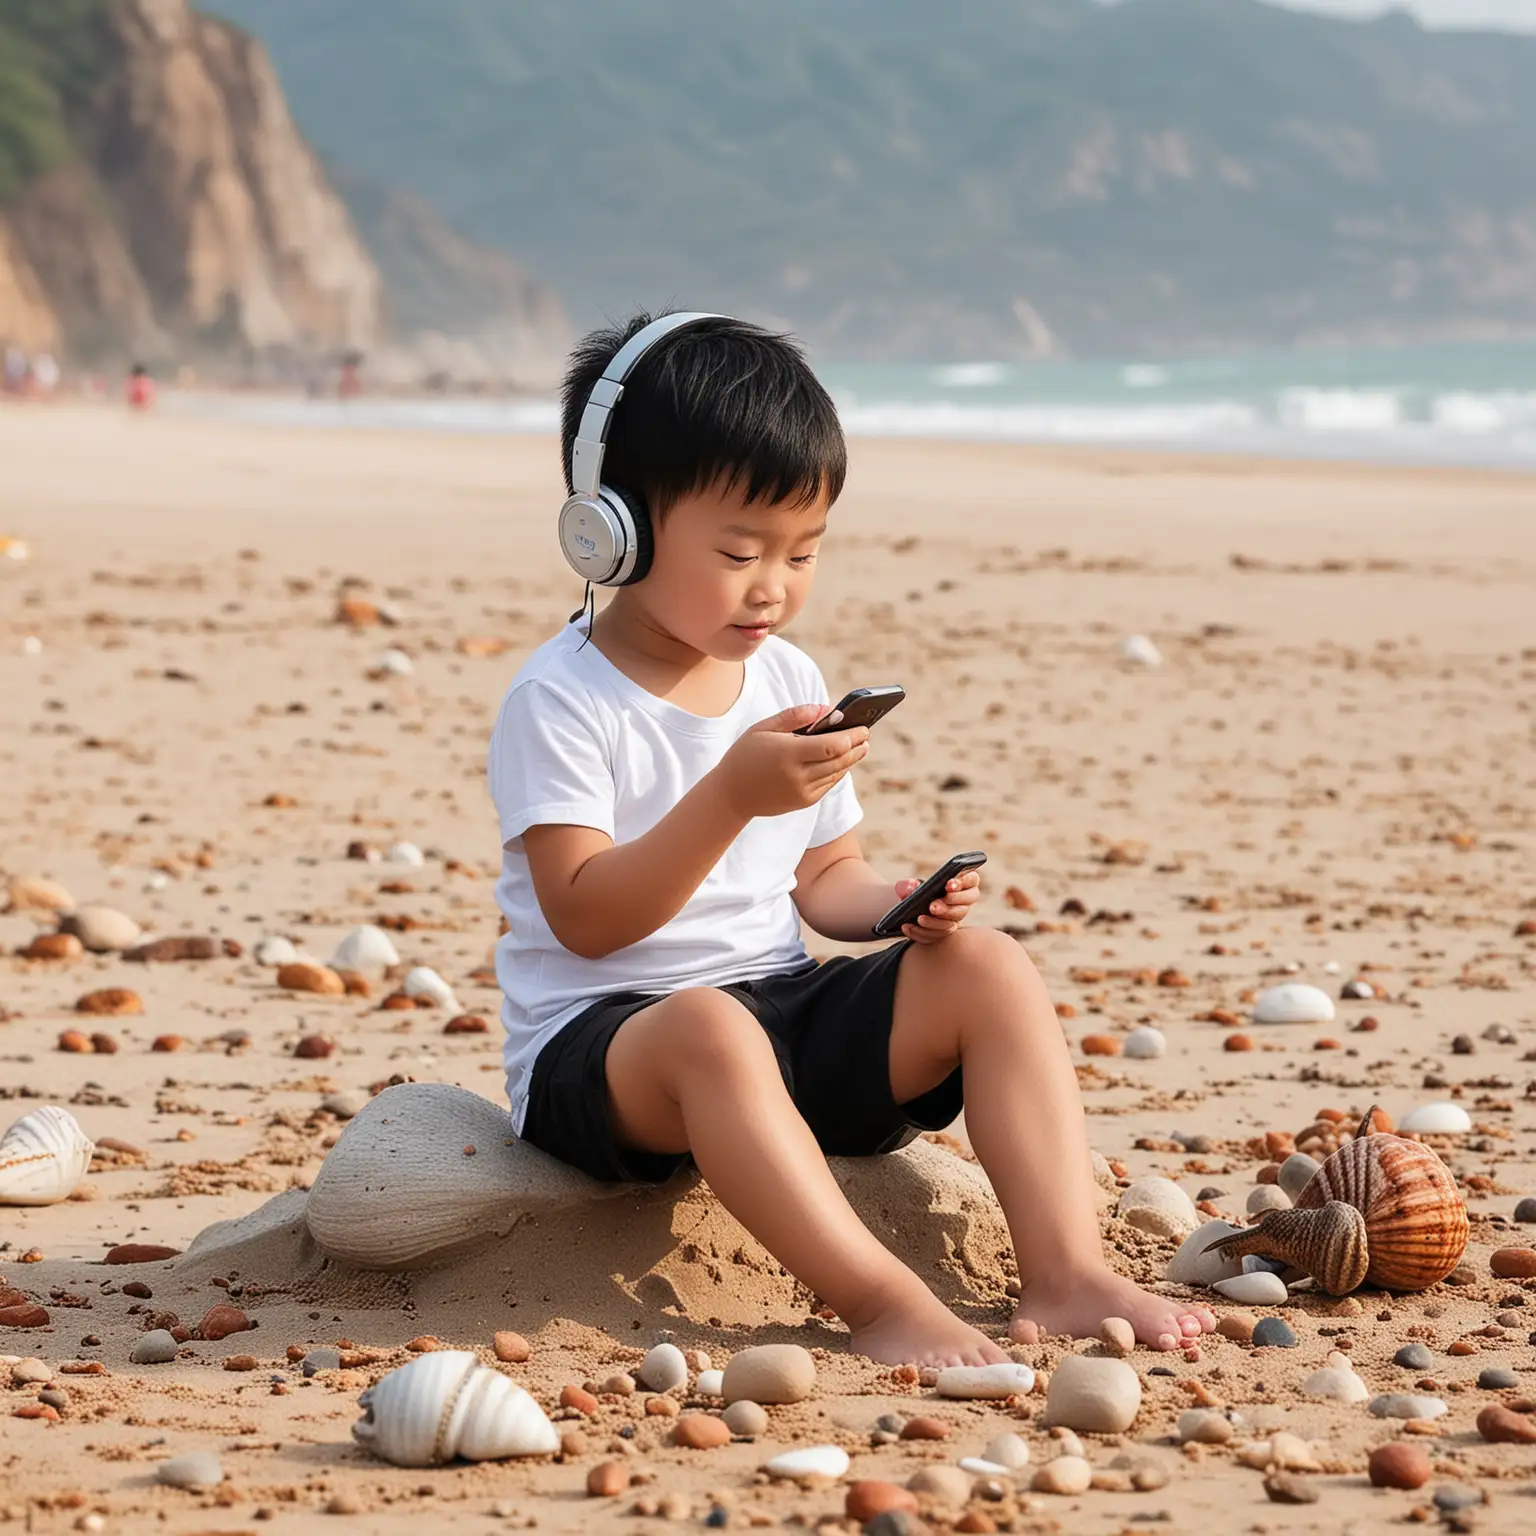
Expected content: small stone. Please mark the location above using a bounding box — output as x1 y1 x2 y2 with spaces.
1301 1364 1368 1403
1224 1033 1255 1051
1490 1247 1536 1278
934 1362 1035 1399
644 1394 679 1417
1031 1455 1092 1496
1513 1197 1536 1223
0 1303 49 1327
637 1341 687 1393
493 1330 530 1363
156 1451 224 1489
1213 1271 1288 1305
277 961 345 996
1276 1153 1320 1203
1246 1185 1292 1215
302 1348 341 1376
863 1514 926 1536
197 1305 250 1341
75 988 143 1017
1044 1354 1141 1433
898 1415 950 1440
560 1385 598 1415
57 1029 93 1053
1241 1432 1321 1472
1251 1318 1298 1348
20 932 83 961
1369 1443 1431 1489
7 874 75 912
762 1444 849 1480
600 1372 635 1396
1122 1025 1165 1059
695 1368 723 1396
1370 1394 1448 1421
325 1493 363 1515
1434 1486 1486 1513
1165 1220 1246 1286
846 1482 919 1522
1262 1472 1317 1505
1476 1404 1536 1443
722 1399 767 1437
1080 1033 1121 1056
721 1343 815 1405
10 1358 52 1386
1394 1342 1435 1370
906 1465 971 1507
130 1330 178 1365
223 1354 259 1371
559 1428 587 1457
1178 1408 1233 1444
126 935 219 963
586 1461 629 1497
1477 1367 1517 1389
1099 1317 1135 1356
60 905 142 953
1117 1176 1199 1239
294 1034 334 1059
982 1432 1031 1470
673 1414 730 1449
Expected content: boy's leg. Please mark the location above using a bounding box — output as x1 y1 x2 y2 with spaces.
604 985 1010 1368
886 928 1216 1350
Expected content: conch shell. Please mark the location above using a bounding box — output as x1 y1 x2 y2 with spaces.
0 1105 94 1206
353 1350 559 1466
1201 1106 1467 1294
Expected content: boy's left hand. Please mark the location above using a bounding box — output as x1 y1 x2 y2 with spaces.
895 868 981 944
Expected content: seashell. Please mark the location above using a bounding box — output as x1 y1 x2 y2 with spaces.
1251 983 1335 1025
0 1106 94 1206
762 1444 848 1480
1116 634 1162 667
386 841 425 867
353 1350 559 1465
1398 1101 1471 1134
253 935 300 967
376 649 413 677
1117 1176 1198 1239
329 924 401 976
1198 1106 1468 1294
404 966 457 1010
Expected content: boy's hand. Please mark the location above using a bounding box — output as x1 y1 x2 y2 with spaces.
894 867 981 944
714 704 869 820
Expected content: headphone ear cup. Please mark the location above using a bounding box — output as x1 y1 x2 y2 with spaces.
603 484 653 585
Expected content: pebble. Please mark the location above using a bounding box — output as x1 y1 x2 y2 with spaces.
1301 1363 1369 1403
302 1348 341 1376
325 1493 363 1515
130 1330 178 1365
1117 1176 1199 1239
1246 1185 1292 1215
1251 1318 1298 1348
1394 1342 1434 1370
1476 1367 1517 1389
1251 982 1334 1024
762 1444 849 1480
1276 1153 1320 1203
1239 1432 1320 1472
1514 1197 1536 1223
1398 1102 1471 1134
277 961 345 996
935 1362 1035 1399
721 1399 767 1437
386 841 425 866
1178 1408 1233 1444
560 1385 598 1415
637 1341 687 1393
492 1330 530 1363
1434 1486 1485 1513
60 905 142 952
1215 1312 1258 1343
1098 1316 1135 1357
1370 1393 1448 1420
1044 1354 1141 1434
586 1461 629 1497
1031 1455 1092 1496
898 1415 949 1440
1165 1220 1246 1286
982 1432 1031 1470
863 1515 924 1536
156 1451 224 1489
1490 1247 1536 1278
846 1482 919 1522
672 1414 730 1449
695 1368 723 1396
1369 1443 1431 1489
104 1242 176 1264
197 1305 250 1341
903 1465 968 1508
6 875 75 912
10 1358 51 1386
721 1343 815 1405
1262 1472 1318 1505
1213 1271 1288 1305
1122 1025 1165 1059
1476 1404 1536 1443
253 935 299 967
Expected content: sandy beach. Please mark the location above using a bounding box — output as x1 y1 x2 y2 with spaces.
1 401 1534 1533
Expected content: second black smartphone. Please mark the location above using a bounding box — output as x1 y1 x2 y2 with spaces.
872 850 988 938
795 684 906 736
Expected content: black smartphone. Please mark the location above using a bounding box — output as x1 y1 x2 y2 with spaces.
872 850 988 939
795 685 906 736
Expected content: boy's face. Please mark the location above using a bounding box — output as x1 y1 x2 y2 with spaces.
636 478 828 659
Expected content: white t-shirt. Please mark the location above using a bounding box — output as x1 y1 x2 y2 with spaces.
487 619 862 1133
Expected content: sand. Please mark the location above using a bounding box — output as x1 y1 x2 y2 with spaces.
1 399 1534 1532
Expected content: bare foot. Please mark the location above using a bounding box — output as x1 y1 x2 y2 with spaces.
1009 1267 1216 1352
847 1282 1011 1369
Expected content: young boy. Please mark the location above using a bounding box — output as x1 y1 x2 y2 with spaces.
488 311 1214 1366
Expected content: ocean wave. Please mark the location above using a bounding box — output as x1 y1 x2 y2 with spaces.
933 362 1009 388
1277 388 1402 432
837 399 1259 441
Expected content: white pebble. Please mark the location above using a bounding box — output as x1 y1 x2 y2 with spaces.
1370 1393 1447 1420
637 1342 687 1394
1098 1317 1135 1357
22 635 42 657
385 841 425 866
156 1451 224 1489
695 1368 723 1396
1246 1184 1293 1215
253 935 299 967
329 924 401 975
1117 634 1162 668
1165 1220 1246 1286
761 1444 848 1480
1301 1364 1368 1404
1238 1432 1320 1471
982 1432 1032 1470
935 1362 1035 1399
1277 1153 1320 1203
959 1456 1014 1477
130 1330 178 1365
1043 1355 1142 1434
1251 982 1335 1025
722 1399 767 1437
1212 1270 1288 1305
376 648 413 676
1117 1176 1198 1240
1398 1102 1471 1134
1032 1454 1092 1495
1122 1025 1165 1060
403 966 457 1009
1178 1408 1233 1444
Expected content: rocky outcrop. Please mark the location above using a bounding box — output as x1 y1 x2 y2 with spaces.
0 0 379 362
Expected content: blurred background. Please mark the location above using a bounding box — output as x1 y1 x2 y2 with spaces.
3 0 1535 465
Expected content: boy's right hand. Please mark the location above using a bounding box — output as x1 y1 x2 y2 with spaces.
713 704 869 819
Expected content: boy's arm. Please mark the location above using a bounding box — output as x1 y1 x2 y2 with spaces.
792 831 897 942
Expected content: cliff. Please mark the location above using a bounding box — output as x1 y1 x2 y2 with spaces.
0 0 380 363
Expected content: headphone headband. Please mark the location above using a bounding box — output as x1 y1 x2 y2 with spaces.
569 310 728 498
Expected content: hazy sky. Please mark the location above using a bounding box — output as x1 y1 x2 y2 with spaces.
1269 0 1536 27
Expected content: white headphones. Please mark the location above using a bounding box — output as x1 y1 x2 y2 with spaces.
558 310 729 588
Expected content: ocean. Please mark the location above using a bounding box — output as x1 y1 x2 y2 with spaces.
167 340 1536 471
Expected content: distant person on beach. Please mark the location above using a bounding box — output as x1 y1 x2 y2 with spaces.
126 363 155 411
486 310 1216 1366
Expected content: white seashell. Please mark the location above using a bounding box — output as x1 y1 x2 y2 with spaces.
1252 983 1335 1025
1369 1393 1447 1421
403 966 457 1010
1122 1025 1165 1060
1212 1270 1288 1305
377 649 413 677
1117 1176 1198 1239
1166 1220 1247 1286
353 1350 559 1465
330 924 401 976
935 1362 1035 1399
981 1432 1032 1470
1323 960 1341 975
1398 1102 1471 1134
1117 634 1162 667
762 1444 849 1480
1301 1364 1368 1404
695 1369 723 1397
386 841 425 867
253 935 299 968
0 1106 94 1206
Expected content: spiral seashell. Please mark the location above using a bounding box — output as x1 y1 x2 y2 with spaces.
353 1350 559 1465
1200 1106 1467 1294
0 1105 94 1206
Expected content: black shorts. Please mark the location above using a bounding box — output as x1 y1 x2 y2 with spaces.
519 939 964 1184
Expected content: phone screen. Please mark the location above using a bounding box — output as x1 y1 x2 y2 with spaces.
872 850 988 938
796 685 905 736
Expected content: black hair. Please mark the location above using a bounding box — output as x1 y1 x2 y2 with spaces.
560 310 846 519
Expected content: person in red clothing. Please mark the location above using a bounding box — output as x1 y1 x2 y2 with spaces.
126 363 156 411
